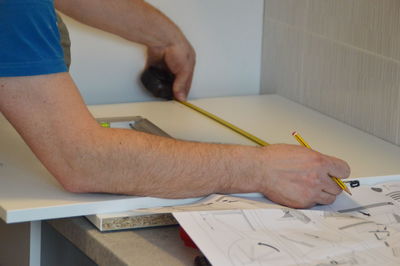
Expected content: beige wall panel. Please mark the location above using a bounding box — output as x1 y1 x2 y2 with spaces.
261 19 304 101
307 0 400 62
263 0 400 146
264 0 309 27
301 34 400 144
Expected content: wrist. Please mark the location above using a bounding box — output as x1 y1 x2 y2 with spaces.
146 33 188 55
218 146 264 194
141 9 187 50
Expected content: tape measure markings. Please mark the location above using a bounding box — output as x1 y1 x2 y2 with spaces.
177 100 269 147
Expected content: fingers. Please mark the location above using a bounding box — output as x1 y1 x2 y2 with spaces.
315 153 351 196
173 70 193 101
321 182 343 196
170 46 195 101
317 171 343 195
145 36 196 101
146 43 195 101
303 179 339 207
316 190 337 205
326 155 351 180
316 169 346 205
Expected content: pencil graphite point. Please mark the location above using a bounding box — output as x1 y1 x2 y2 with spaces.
344 185 352 195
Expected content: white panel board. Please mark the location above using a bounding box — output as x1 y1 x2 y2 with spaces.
2 95 400 224
0 99 254 224
61 0 264 104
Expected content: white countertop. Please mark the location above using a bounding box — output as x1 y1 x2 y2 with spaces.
1 95 400 223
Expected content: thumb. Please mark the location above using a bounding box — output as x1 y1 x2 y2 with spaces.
173 70 193 101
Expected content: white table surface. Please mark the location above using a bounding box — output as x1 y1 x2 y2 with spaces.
1 95 400 223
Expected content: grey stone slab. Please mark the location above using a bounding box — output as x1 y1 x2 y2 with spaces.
48 217 201 266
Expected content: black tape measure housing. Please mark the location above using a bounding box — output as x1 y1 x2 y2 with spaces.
141 66 175 100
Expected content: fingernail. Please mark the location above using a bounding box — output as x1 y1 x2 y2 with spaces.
176 92 186 101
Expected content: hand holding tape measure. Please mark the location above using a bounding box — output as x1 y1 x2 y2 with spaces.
140 65 351 198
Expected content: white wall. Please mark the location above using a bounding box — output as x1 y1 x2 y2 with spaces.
61 0 264 105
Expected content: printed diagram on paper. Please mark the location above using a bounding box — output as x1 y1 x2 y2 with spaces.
314 181 400 231
136 194 278 213
175 209 400 266
174 181 400 266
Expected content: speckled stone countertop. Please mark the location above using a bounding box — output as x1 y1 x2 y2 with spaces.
48 217 201 266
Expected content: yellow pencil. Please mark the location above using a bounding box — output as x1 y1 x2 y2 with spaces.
292 131 352 196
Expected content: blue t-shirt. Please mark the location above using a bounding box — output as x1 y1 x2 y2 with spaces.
0 0 67 77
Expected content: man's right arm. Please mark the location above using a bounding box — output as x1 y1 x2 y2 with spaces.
0 73 350 208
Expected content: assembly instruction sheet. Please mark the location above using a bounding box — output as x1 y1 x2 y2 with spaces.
173 179 400 265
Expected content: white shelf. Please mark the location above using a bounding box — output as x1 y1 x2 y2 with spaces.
1 95 400 223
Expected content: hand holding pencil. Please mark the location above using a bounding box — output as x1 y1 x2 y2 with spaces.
292 131 352 195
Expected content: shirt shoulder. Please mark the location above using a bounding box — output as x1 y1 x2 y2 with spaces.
0 0 67 77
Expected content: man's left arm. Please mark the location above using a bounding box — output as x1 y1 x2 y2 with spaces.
55 0 195 100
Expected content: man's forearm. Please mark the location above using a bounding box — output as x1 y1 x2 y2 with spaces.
55 0 184 48
0 73 258 198
65 127 260 198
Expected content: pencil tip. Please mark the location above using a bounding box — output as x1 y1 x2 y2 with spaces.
292 131 297 136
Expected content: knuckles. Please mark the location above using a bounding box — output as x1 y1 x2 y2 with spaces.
308 152 327 168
